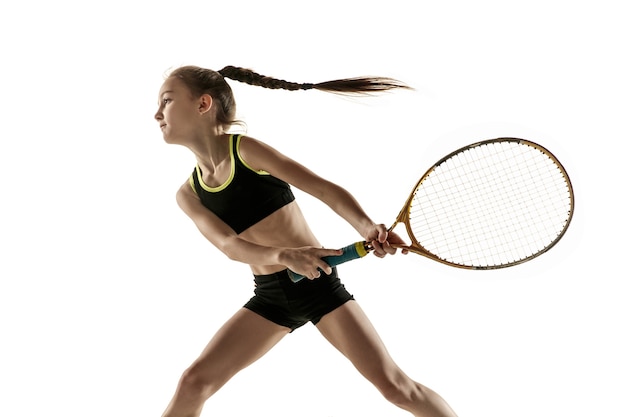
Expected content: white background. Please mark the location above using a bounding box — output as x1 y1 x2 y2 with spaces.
1 1 624 416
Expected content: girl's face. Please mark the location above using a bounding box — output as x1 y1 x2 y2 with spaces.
154 77 209 144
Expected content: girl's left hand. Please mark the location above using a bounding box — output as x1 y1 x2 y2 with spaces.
365 224 409 258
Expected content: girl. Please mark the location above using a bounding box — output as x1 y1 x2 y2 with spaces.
154 65 458 417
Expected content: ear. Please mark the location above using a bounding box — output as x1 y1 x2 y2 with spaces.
198 94 213 115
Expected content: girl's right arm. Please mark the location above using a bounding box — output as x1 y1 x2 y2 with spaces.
175 182 340 277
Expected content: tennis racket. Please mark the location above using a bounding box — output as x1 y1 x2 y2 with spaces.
288 138 574 282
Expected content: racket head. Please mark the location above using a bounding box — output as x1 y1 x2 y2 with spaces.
392 138 574 269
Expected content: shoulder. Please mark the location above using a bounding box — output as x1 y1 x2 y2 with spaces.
175 180 213 221
236 135 286 171
237 134 267 152
176 180 199 209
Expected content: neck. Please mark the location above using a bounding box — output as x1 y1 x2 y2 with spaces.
187 128 231 170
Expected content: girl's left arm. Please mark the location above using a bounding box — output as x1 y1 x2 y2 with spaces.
239 136 402 255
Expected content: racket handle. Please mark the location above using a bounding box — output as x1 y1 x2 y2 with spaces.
287 241 370 283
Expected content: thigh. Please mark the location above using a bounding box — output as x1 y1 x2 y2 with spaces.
315 301 405 384
188 308 291 382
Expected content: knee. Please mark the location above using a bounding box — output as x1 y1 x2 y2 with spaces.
376 376 458 416
177 364 223 400
377 377 425 409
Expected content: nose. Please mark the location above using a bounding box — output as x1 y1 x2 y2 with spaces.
154 107 163 122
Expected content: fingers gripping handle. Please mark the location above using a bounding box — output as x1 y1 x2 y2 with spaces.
287 241 370 283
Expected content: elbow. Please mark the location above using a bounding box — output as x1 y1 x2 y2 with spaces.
218 235 241 262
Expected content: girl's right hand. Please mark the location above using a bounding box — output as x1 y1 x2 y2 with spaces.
278 247 343 280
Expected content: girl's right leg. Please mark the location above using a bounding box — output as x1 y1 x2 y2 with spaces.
161 308 291 417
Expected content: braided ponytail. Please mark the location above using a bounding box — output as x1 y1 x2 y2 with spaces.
217 65 411 95
167 65 411 130
217 66 308 91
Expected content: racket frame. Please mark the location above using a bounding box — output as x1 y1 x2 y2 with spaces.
389 137 574 270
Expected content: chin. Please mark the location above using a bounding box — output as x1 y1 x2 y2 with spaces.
163 135 187 147
162 133 177 144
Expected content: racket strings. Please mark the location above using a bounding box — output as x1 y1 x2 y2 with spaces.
409 141 572 268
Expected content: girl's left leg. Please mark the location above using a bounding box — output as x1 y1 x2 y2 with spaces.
315 300 458 417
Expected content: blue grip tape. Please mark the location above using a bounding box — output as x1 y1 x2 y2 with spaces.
287 241 368 283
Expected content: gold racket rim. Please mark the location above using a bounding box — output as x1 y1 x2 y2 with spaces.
393 137 575 270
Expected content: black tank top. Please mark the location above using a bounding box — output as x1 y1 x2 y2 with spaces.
189 134 295 234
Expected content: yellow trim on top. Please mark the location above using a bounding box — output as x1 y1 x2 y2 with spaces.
235 134 270 175
189 176 197 194
195 135 236 192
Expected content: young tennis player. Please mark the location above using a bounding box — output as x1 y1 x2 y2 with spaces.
155 65 458 417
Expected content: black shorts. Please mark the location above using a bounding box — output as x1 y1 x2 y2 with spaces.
243 267 354 332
